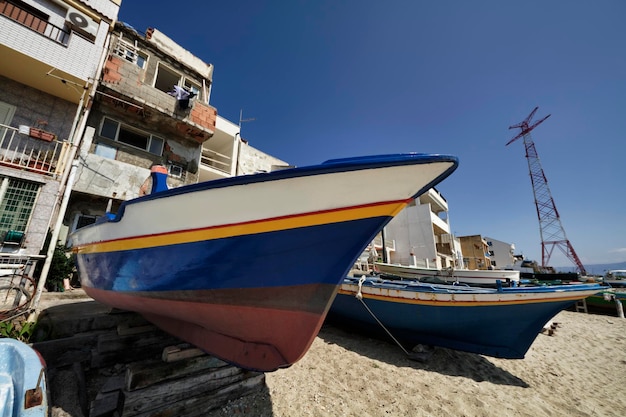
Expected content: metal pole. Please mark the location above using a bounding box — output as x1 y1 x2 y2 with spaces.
28 34 111 318
28 161 79 318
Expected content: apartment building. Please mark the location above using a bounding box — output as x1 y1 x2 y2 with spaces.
59 22 289 242
58 21 217 239
0 0 119 255
378 188 463 270
458 234 491 270
484 236 515 269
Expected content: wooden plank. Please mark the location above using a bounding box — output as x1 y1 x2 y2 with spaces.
129 373 265 417
89 390 123 417
32 330 108 368
126 355 229 391
161 344 205 362
91 333 180 368
117 322 157 336
96 329 179 354
122 366 253 415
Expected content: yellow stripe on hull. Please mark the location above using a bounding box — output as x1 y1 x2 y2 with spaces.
337 289 594 307
75 200 409 254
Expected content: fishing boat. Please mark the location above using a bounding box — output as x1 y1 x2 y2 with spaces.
327 276 603 359
603 270 626 288
374 261 520 286
0 338 49 417
585 288 626 316
69 153 458 371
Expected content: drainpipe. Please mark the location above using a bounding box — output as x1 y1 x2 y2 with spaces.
381 228 388 263
29 160 80 316
233 132 241 176
29 33 111 317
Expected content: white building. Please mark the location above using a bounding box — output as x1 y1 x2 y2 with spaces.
377 188 463 270
484 236 516 270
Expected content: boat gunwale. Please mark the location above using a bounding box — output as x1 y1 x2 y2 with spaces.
71 153 458 235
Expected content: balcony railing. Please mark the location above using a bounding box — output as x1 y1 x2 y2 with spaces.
372 233 396 252
1 0 70 45
0 123 69 177
201 148 232 175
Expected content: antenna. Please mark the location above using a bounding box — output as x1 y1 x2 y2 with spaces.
507 107 587 275
238 109 256 130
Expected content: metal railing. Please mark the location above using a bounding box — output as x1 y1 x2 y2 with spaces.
201 148 232 174
0 123 69 177
0 1 70 45
372 234 396 251
0 254 45 321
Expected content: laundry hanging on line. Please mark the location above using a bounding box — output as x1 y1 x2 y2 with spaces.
168 85 196 110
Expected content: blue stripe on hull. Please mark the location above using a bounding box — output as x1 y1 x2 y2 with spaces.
328 292 576 358
76 217 390 292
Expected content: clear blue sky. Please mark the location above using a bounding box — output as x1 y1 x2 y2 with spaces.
118 1 625 270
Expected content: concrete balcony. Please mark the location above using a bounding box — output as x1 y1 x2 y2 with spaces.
418 188 449 214
0 1 108 104
0 123 69 178
99 54 217 147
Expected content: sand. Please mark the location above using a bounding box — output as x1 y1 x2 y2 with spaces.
205 310 626 417
49 309 626 417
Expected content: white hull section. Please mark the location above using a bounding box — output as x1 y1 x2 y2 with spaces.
70 161 455 246
375 262 520 285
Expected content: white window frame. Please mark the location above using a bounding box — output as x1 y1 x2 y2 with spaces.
154 62 181 94
168 163 184 179
70 213 98 233
154 62 205 102
99 117 164 156
114 38 148 69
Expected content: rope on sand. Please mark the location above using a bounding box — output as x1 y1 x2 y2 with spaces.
355 276 424 360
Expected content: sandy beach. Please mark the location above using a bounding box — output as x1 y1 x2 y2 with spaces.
205 309 626 417
48 308 626 417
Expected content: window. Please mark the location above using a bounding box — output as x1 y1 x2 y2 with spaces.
0 101 16 139
100 118 164 156
113 38 148 69
1 0 49 33
148 137 164 155
71 214 97 232
183 79 201 100
154 63 180 94
154 62 204 102
94 143 117 159
168 163 184 179
0 178 39 234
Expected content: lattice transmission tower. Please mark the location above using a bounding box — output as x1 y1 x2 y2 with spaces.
506 107 587 275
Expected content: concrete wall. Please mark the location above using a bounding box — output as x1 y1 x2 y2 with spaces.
385 202 440 268
0 76 76 140
237 142 289 175
484 236 515 269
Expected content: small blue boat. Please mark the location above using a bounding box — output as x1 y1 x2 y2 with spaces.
0 338 48 417
328 276 604 359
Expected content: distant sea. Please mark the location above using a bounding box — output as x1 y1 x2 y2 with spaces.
556 261 626 275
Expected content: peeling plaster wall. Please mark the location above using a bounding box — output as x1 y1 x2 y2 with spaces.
237 143 289 175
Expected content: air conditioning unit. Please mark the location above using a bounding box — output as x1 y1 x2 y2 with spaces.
65 7 99 38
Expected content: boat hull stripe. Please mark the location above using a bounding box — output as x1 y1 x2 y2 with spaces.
74 200 408 254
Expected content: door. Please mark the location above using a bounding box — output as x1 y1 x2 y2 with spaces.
0 101 16 141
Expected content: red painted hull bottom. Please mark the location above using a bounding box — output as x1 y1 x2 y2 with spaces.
84 285 338 371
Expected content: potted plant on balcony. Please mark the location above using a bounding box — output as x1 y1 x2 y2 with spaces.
28 127 56 142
